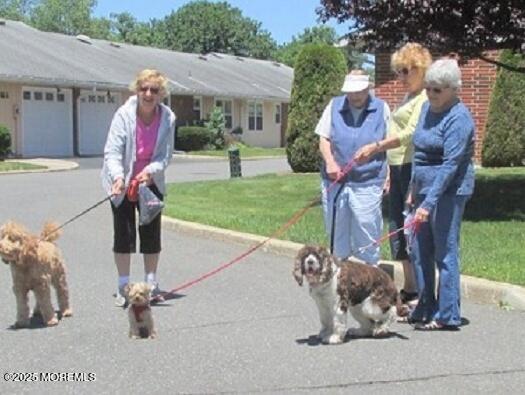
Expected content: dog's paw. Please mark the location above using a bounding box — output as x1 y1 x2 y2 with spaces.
323 334 343 345
45 316 59 326
61 308 73 317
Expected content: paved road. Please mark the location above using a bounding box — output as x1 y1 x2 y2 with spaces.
1 158 524 394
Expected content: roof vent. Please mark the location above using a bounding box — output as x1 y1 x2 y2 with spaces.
272 62 281 67
0 19 6 26
109 42 121 48
76 34 92 44
198 55 207 61
235 57 245 61
211 52 223 59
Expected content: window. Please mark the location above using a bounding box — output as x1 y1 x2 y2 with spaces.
23 91 31 100
88 95 96 103
57 93 65 102
97 95 105 103
275 104 281 124
193 96 201 120
34 91 43 101
214 99 232 128
107 95 116 104
248 101 263 131
0 91 9 99
45 92 54 101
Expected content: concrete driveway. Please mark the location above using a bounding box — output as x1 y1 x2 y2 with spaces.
0 157 524 394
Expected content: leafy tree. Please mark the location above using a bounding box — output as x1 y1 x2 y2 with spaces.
286 43 347 172
318 0 525 72
0 0 34 21
30 0 95 35
162 0 276 59
482 50 525 166
86 16 112 40
275 26 337 67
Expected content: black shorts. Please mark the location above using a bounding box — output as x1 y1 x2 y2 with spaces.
388 163 412 260
111 184 163 254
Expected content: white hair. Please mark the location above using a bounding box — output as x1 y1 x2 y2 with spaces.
424 59 462 88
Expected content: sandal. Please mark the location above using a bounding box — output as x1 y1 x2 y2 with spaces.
414 320 459 331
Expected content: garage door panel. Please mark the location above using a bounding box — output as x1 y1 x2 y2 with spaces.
21 87 73 157
78 91 120 155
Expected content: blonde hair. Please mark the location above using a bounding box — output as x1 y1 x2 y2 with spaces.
391 43 432 73
129 69 169 98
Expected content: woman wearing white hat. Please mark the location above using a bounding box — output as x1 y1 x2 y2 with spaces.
315 70 390 264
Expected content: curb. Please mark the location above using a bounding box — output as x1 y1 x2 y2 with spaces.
0 158 79 174
162 216 525 311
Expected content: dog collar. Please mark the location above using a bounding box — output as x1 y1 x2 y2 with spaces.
131 304 150 322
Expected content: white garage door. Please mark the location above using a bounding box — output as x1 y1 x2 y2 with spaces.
78 90 121 155
21 87 73 157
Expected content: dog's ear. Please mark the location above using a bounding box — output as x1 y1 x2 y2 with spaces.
293 247 306 287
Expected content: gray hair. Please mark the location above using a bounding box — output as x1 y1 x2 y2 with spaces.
424 59 462 88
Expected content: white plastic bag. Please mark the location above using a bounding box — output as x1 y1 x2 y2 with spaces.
138 184 164 225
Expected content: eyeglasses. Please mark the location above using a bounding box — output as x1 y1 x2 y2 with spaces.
395 67 410 76
425 86 446 94
139 86 160 94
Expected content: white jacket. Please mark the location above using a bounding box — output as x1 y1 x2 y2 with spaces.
101 95 176 207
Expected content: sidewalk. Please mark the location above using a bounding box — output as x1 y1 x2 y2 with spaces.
0 157 79 174
162 216 525 311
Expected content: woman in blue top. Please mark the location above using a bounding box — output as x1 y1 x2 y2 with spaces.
315 70 390 264
409 59 475 330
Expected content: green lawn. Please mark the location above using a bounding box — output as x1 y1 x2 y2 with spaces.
165 170 525 286
0 161 45 172
187 146 286 158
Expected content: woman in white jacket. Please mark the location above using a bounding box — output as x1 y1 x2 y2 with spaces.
101 69 176 307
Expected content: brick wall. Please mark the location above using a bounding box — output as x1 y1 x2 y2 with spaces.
375 50 500 163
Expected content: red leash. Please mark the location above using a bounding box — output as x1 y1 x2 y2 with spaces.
152 161 357 300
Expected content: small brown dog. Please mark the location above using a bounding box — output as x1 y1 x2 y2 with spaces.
0 221 72 328
125 282 157 339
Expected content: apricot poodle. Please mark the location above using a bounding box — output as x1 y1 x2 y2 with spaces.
0 221 72 328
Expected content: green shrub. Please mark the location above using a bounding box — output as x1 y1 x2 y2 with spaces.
205 107 226 149
482 50 525 167
286 43 347 172
0 124 11 160
175 126 213 151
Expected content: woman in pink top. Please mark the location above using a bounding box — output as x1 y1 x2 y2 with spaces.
102 69 176 307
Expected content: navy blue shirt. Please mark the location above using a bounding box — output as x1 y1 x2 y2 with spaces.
412 100 475 212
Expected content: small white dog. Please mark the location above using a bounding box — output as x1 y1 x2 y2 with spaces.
293 245 405 344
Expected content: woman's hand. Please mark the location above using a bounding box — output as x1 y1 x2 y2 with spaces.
136 171 153 185
414 207 430 222
354 143 378 164
326 161 342 181
111 178 125 196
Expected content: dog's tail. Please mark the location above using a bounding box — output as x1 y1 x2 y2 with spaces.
40 222 61 243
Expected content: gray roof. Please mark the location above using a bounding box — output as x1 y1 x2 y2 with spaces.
0 20 293 101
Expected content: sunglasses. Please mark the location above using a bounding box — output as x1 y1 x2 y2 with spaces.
395 67 410 76
425 86 445 94
139 86 160 94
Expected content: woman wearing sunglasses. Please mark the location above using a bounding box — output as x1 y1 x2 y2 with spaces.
354 43 432 311
409 58 475 330
101 69 176 307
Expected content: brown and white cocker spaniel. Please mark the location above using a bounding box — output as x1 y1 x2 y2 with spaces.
293 245 405 344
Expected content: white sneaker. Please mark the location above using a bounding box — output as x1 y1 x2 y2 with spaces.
150 283 165 304
115 286 128 308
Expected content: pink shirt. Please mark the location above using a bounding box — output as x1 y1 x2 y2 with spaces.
132 108 161 178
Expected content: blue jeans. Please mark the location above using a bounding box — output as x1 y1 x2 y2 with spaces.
321 181 383 264
410 193 470 326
